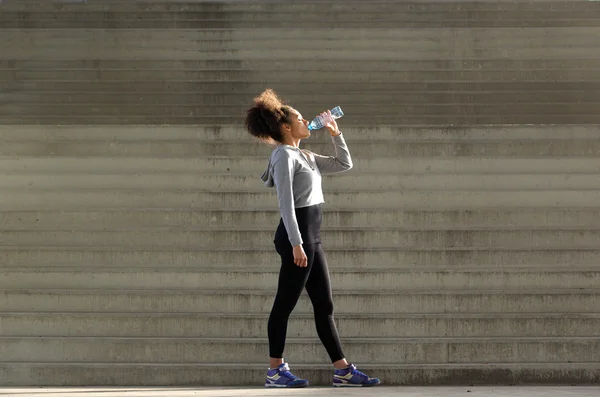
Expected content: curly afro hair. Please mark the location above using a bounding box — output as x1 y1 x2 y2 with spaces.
245 88 293 145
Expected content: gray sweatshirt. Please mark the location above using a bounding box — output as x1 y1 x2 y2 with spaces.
261 133 353 247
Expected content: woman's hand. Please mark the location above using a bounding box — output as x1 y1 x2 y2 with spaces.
293 244 308 267
319 109 340 136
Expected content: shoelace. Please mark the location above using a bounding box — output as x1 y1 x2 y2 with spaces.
278 364 298 380
350 366 369 380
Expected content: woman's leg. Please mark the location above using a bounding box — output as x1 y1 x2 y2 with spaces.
304 244 381 387
267 242 316 366
304 243 346 365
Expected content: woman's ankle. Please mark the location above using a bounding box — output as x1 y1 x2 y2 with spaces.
269 358 284 369
333 358 350 369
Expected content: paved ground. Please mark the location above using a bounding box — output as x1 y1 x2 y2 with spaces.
1 387 600 397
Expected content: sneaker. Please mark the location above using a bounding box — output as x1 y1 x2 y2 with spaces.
265 362 309 388
333 363 381 387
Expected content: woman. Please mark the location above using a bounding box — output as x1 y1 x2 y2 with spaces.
245 89 381 388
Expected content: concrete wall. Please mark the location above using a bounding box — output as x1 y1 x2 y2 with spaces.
1 0 599 386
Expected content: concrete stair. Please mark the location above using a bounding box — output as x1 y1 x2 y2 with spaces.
1 124 600 385
1 1 600 124
2 336 599 364
1 0 600 387
3 268 600 290
3 288 600 314
4 312 600 338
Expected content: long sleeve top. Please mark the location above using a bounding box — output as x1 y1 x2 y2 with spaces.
260 133 353 246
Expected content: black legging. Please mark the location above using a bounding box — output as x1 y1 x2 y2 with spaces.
268 205 345 363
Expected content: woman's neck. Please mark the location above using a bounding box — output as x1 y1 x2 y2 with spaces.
280 138 300 148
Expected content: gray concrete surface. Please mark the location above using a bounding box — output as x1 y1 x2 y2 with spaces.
2 124 599 141
2 209 600 230
5 173 600 190
4 157 600 175
1 336 599 364
2 268 598 290
2 3 600 125
5 140 600 158
3 246 598 268
4 189 600 211
3 289 599 313
5 229 600 249
1 386 600 397
4 115 599 126
2 1 600 386
3 312 600 338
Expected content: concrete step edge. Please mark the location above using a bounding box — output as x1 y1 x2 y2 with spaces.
3 266 599 273
6 155 600 160
2 123 599 131
4 67 600 72
0 245 600 253
7 170 600 176
4 8 600 13
7 245 600 250
1 336 598 342
0 262 600 273
0 362 597 369
3 288 599 295
3 204 600 210
2 362 599 386
8 226 600 232
5 187 600 193
6 238 600 248
5 208 600 214
4 312 599 319
4 139 600 145
5 172 600 176
5 226 600 232
4 208 599 212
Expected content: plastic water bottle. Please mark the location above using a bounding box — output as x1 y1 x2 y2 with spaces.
307 106 344 131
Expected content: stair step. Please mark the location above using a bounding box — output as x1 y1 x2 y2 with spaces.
3 361 600 386
6 59 600 71
3 157 599 174
8 20 597 30
4 312 599 338
1 267 598 291
5 69 600 83
1 336 598 364
3 189 600 210
3 8 599 20
7 92 600 108
2 125 599 142
3 229 600 249
3 2 599 13
3 247 598 269
9 81 600 96
4 27 599 42
2 288 599 313
1 362 598 386
5 104 599 118
3 42 597 61
2 209 600 230
5 115 600 126
3 173 600 190
4 140 600 158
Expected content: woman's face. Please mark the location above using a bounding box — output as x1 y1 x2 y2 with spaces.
284 109 310 141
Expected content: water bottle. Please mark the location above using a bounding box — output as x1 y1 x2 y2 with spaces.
307 106 344 131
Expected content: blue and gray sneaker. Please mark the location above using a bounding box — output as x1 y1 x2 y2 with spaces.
333 364 381 387
265 362 309 388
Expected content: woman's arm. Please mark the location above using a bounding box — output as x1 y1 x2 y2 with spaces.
272 152 303 247
312 132 353 175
